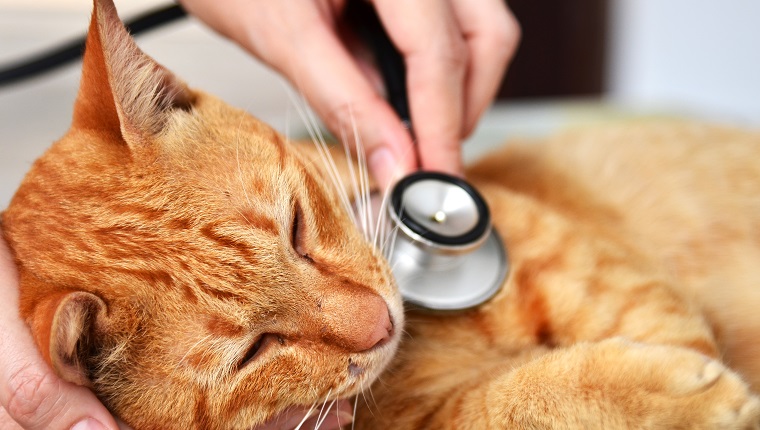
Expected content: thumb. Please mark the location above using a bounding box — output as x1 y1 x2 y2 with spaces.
259 11 417 190
0 238 120 430
1 360 118 430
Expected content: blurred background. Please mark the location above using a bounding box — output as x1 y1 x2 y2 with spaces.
1 0 758 208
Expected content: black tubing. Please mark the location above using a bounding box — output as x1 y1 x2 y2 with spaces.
344 0 411 130
0 3 187 88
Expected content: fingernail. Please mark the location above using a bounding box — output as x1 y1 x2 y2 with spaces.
71 418 107 430
368 147 398 190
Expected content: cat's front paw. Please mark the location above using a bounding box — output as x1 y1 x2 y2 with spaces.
492 339 760 429
630 341 760 429
699 367 760 429
585 339 760 429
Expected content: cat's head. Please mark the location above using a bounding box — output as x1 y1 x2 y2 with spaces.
1 0 403 428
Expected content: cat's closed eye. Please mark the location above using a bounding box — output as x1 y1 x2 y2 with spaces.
238 334 270 370
291 201 312 262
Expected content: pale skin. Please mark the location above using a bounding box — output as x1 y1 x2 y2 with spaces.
0 0 519 428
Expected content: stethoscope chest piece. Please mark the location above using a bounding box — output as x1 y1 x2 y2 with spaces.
388 172 509 311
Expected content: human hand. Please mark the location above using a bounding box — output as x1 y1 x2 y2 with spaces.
0 236 123 430
180 0 520 189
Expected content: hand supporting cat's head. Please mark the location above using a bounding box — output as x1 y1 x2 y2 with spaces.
1 0 403 428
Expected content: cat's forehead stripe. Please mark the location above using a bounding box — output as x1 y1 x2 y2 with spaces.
206 314 246 338
199 222 265 260
238 210 279 236
195 279 248 303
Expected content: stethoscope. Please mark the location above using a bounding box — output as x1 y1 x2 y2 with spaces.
387 172 509 311
348 2 510 311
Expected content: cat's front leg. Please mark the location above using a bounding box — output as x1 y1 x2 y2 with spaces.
494 339 760 429
443 339 760 430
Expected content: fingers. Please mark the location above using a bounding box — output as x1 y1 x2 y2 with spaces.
0 238 119 430
183 0 417 189
373 0 468 176
283 25 417 188
253 2 417 189
181 0 519 188
451 0 521 137
374 0 520 175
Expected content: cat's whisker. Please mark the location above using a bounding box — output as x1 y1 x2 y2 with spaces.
351 395 359 430
305 117 354 222
383 216 405 262
358 379 377 419
293 402 318 430
349 110 374 243
367 384 379 410
315 397 337 430
338 125 363 235
375 154 411 252
332 403 341 430
336 106 371 242
339 115 369 241
378 160 412 261
233 207 252 226
374 152 415 255
283 89 355 222
373 185 394 253
311 388 333 430
358 381 369 417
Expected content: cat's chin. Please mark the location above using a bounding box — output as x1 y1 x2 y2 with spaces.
264 339 400 430
339 320 402 397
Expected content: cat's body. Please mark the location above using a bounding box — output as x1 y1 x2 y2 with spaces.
3 0 760 429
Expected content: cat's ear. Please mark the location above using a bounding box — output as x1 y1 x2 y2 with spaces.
43 292 109 387
72 0 194 146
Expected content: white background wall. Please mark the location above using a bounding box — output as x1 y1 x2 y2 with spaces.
1 0 759 207
608 0 760 126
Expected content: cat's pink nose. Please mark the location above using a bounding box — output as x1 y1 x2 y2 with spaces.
320 290 392 352
364 302 392 350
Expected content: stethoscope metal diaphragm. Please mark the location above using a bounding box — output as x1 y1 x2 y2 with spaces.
388 172 509 311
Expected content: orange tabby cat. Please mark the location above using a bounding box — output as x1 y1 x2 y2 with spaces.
3 0 760 429
2 1 402 429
